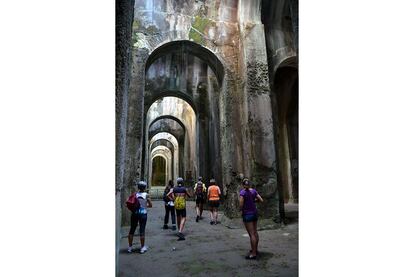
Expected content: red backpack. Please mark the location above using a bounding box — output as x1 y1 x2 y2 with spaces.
126 193 140 212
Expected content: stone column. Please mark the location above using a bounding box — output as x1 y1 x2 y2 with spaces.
238 0 281 221
219 70 246 218
122 47 149 225
116 0 134 274
290 0 299 51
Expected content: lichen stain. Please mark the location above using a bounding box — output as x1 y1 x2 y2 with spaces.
189 16 211 44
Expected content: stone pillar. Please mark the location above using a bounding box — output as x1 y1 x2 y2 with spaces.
116 0 134 275
290 0 299 51
238 0 281 221
122 47 149 225
220 70 246 218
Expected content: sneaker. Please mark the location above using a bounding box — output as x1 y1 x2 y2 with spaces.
127 246 133 253
163 224 168 229
172 226 177 231
177 233 185 241
140 245 148 254
210 221 214 225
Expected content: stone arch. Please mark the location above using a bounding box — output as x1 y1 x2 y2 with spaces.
270 57 298 204
144 90 198 115
149 146 172 187
148 117 186 145
149 133 180 181
144 97 197 183
149 114 187 131
143 43 226 186
146 40 225 86
273 54 298 78
145 115 186 182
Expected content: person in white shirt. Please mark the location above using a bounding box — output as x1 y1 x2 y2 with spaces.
127 180 152 254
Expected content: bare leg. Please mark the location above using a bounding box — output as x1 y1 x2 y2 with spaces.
179 217 187 233
210 207 214 222
128 234 133 247
253 220 259 254
176 215 182 229
244 221 258 256
212 208 218 223
195 204 200 217
140 236 145 248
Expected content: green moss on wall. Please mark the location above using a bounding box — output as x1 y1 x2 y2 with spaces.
132 32 138 45
146 25 159 34
132 20 140 30
189 16 211 44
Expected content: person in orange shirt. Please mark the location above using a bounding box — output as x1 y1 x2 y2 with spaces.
207 179 221 225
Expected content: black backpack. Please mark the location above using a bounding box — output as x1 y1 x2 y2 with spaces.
163 189 170 203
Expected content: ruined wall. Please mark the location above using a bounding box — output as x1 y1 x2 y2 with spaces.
262 0 298 210
122 0 283 221
232 0 280 219
116 0 135 272
122 47 149 225
262 0 297 74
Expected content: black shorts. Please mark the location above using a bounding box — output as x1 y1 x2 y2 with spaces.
209 200 220 208
129 213 147 236
195 195 205 204
176 208 186 217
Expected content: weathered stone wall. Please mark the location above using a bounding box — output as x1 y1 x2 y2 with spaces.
262 0 297 74
116 0 135 273
262 0 298 209
120 0 292 222
122 47 149 225
235 0 280 219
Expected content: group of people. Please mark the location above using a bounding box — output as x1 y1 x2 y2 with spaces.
127 176 263 260
162 177 222 240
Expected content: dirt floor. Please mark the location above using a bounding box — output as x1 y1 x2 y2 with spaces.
119 200 298 277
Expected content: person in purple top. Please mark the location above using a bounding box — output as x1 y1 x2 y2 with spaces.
239 178 263 260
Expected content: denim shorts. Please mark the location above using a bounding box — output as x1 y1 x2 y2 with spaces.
242 213 258 223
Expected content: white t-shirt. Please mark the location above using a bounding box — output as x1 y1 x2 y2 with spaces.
136 192 148 213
